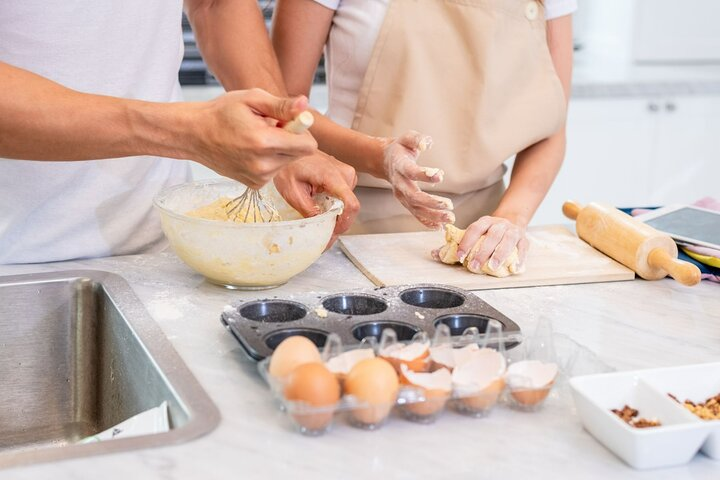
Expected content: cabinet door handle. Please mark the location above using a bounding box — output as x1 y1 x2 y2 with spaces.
665 102 677 112
647 102 660 112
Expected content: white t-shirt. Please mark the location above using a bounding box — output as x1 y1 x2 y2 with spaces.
0 0 190 264
312 0 577 128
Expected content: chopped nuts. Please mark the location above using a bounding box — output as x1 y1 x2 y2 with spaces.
611 405 661 428
669 392 720 420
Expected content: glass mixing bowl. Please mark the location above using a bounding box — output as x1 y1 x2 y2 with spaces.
154 179 343 289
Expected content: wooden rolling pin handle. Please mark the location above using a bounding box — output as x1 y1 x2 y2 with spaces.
282 111 315 134
562 201 582 221
647 248 702 286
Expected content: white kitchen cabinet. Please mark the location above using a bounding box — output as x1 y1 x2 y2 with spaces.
648 96 720 205
532 95 720 226
634 0 720 63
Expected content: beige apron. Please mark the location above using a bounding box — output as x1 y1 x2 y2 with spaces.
348 0 566 234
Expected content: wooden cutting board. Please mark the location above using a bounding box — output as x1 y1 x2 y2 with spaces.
338 225 635 289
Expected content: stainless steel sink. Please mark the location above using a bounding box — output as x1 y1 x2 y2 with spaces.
0 270 220 468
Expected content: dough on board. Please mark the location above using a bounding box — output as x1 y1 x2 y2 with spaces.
435 225 523 278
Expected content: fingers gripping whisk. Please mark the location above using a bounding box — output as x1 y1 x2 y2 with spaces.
223 111 315 223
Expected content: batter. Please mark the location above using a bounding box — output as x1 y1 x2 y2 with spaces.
186 196 282 223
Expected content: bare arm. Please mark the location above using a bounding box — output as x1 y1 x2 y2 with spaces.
0 61 191 162
186 0 360 234
272 0 387 177
272 0 453 228
272 0 332 98
185 0 288 94
0 61 315 189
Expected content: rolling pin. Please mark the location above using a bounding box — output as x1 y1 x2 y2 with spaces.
562 201 701 286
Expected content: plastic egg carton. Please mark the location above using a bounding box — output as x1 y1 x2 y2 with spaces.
252 324 607 436
570 362 720 469
220 284 521 360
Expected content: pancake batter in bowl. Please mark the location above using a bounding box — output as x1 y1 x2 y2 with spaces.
186 197 284 223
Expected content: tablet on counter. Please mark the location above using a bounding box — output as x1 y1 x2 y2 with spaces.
634 205 720 251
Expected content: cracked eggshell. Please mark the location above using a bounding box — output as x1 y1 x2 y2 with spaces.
380 342 430 373
461 378 506 411
429 344 455 371
344 358 399 425
429 343 480 371
452 349 507 411
507 360 557 406
325 349 375 384
400 364 452 417
269 336 322 379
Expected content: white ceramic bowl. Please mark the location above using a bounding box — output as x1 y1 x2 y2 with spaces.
154 179 343 289
570 370 714 469
640 362 720 460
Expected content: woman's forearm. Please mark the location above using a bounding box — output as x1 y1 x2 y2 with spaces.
493 130 566 227
272 0 388 179
309 113 386 178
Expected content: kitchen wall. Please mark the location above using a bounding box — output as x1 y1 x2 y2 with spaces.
183 0 720 226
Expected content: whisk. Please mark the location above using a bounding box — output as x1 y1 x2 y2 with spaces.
225 111 315 223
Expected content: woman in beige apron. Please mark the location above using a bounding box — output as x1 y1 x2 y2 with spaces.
272 0 573 271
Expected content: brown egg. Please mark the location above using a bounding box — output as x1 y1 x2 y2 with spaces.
344 358 399 426
284 362 341 431
269 336 322 379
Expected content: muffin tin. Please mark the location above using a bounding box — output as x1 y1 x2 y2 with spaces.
220 284 522 360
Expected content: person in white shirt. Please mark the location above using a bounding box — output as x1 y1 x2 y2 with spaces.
0 0 359 264
272 0 575 273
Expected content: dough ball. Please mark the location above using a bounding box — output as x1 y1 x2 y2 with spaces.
465 237 522 278
433 225 523 278
437 224 464 264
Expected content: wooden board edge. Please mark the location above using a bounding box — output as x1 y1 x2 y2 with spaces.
469 273 637 291
375 272 637 290
338 239 386 287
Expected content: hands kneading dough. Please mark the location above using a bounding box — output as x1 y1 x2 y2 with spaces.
433 225 523 278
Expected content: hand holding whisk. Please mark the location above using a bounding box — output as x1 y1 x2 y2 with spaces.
225 111 315 223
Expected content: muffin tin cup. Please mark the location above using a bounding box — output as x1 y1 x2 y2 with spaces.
221 284 522 361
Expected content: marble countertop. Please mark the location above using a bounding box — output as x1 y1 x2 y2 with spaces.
1 247 719 479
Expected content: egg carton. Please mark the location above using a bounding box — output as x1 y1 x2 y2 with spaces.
220 284 522 361
251 329 613 436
